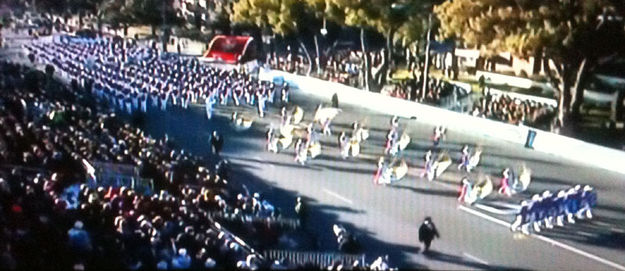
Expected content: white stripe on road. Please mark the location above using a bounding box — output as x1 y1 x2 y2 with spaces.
462 252 489 265
531 234 625 271
457 205 512 227
458 205 625 271
474 203 519 215
322 188 354 205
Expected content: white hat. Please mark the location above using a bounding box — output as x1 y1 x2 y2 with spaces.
178 248 187 256
74 221 84 229
204 258 216 268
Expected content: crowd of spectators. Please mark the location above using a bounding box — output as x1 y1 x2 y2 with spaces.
1 34 390 268
470 92 556 128
267 48 377 89
0 60 272 269
267 48 469 109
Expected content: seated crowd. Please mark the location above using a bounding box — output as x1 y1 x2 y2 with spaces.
470 92 556 128
1 38 385 269
0 60 269 269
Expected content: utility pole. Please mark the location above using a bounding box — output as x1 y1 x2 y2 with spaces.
421 13 432 101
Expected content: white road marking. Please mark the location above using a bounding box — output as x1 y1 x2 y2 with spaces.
458 205 625 271
322 188 354 205
457 205 511 227
474 203 519 215
462 252 489 265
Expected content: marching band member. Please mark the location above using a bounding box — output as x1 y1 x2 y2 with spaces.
420 150 433 179
432 126 445 146
339 132 350 159
140 93 148 113
541 191 555 229
281 83 289 104
498 168 512 196
205 94 215 120
280 107 288 126
577 185 595 219
373 157 386 185
266 128 278 153
257 90 266 118
385 128 399 155
528 194 543 232
294 138 307 165
160 92 168 111
510 200 531 235
554 190 568 227
458 145 470 171
458 177 472 203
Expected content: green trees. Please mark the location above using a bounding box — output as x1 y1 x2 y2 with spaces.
435 0 625 126
102 0 135 36
232 0 317 74
232 0 431 91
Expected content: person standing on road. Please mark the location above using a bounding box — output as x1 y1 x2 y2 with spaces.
331 92 339 108
418 217 440 253
294 197 307 228
210 131 224 156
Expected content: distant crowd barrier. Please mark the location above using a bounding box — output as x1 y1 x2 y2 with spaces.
259 68 625 175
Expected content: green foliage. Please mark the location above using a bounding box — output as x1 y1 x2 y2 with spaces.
130 0 183 29
434 0 623 60
231 0 299 35
435 0 625 124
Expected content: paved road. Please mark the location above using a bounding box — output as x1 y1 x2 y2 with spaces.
138 89 625 270
3 30 625 270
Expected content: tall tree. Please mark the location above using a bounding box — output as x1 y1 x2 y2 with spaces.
306 0 431 91
435 0 625 127
131 0 182 36
232 0 316 74
103 0 136 36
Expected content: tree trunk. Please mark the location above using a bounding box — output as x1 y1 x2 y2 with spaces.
78 11 84 29
556 66 573 127
361 28 371 92
151 25 157 36
386 27 396 68
96 15 103 36
298 39 313 76
314 34 322 75
570 58 589 119
421 17 432 101
451 49 459 80
162 28 170 53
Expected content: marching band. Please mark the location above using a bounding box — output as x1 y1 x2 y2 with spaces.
28 35 600 238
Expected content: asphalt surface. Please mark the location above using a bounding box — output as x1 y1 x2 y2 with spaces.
3 29 625 270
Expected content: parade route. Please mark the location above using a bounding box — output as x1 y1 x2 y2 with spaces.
138 87 625 270
3 30 625 270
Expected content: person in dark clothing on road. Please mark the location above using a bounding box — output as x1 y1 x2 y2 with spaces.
419 217 440 253
331 93 339 108
210 131 224 156
294 197 307 227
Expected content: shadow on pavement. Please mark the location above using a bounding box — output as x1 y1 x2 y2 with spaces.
424 250 532 271
389 185 460 199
